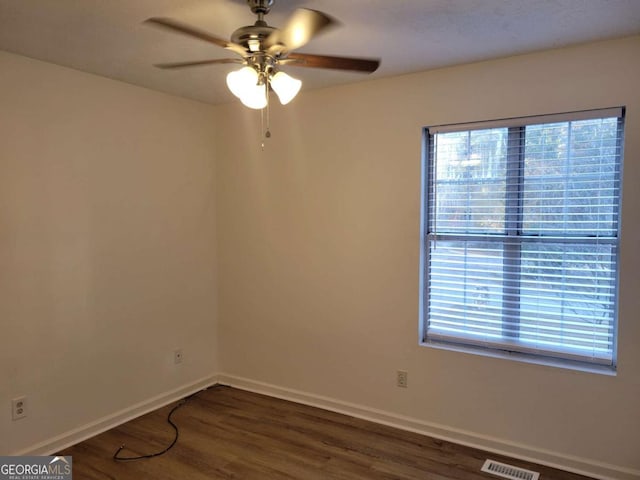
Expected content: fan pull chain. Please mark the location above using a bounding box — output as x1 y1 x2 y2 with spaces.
265 81 271 144
261 107 265 150
260 80 271 150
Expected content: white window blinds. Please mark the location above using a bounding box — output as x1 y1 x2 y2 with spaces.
423 108 623 367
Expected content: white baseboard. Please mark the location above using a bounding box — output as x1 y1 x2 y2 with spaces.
12 375 219 457
218 374 640 480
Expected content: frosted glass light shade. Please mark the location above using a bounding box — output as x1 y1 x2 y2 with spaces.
226 66 259 99
239 83 267 110
226 66 267 110
270 71 302 105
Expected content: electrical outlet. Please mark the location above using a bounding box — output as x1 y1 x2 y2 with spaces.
174 349 183 364
396 370 408 388
12 397 27 420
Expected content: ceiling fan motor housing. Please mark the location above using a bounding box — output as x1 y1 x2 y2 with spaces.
230 22 276 52
233 0 277 52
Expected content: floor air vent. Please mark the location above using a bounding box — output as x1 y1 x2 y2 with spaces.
481 459 540 480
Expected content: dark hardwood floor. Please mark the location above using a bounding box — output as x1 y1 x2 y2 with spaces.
59 385 593 479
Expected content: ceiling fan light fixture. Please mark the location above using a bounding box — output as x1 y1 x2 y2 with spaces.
148 3 380 110
270 71 302 105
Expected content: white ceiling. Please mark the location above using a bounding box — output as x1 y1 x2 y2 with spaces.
1 0 639 105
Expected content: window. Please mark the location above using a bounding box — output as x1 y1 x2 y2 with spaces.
421 108 624 369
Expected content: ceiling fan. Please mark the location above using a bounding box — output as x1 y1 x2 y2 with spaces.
145 0 380 110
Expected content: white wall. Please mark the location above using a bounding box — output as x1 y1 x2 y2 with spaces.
0 51 218 454
216 36 640 478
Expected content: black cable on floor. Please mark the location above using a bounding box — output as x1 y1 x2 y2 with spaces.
112 387 210 462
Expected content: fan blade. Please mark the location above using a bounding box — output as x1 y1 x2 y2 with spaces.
144 17 248 58
154 58 244 69
265 9 337 55
284 53 380 73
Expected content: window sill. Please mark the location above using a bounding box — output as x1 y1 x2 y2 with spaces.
420 339 617 376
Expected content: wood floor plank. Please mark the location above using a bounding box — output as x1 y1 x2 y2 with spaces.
58 385 595 480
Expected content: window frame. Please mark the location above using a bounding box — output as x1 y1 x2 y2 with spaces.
419 108 624 373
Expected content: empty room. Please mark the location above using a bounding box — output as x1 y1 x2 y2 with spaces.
1 1 639 479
